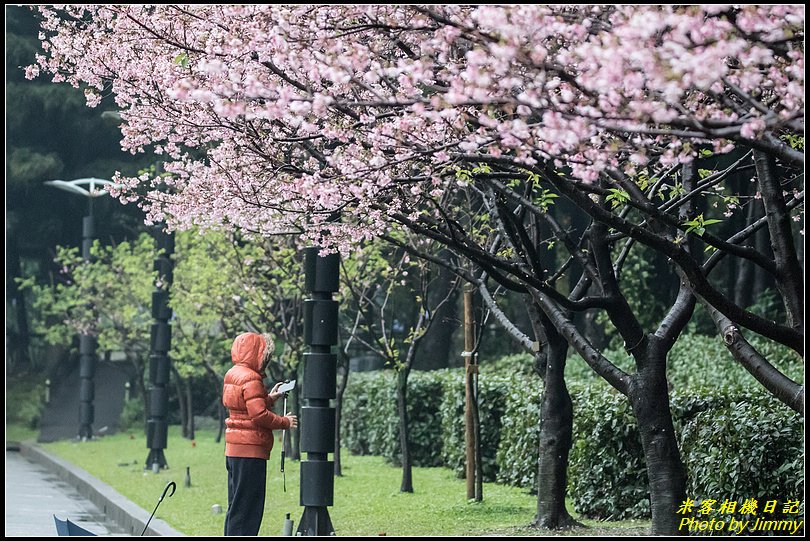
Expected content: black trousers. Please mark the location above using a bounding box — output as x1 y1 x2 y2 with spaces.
224 456 267 536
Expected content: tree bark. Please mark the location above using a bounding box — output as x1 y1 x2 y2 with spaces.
703 299 804 414
334 351 350 477
628 339 687 536
533 317 579 529
416 250 460 369
396 369 414 493
171 365 189 439
126 351 149 429
753 151 804 332
473 359 483 501
186 379 195 441
6 235 31 369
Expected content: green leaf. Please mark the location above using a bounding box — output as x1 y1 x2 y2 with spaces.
683 214 722 237
605 188 629 209
173 52 189 67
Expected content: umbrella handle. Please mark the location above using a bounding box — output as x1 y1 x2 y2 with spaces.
141 482 176 535
160 481 177 502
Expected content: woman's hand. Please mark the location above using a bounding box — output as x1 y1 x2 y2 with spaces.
268 381 285 402
285 413 298 429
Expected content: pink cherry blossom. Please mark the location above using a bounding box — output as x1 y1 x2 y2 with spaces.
27 5 803 249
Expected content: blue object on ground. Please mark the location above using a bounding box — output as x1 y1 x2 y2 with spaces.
54 515 97 536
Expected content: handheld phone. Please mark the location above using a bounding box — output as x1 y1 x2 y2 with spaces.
278 380 296 394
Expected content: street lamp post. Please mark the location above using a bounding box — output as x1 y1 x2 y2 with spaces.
45 177 119 440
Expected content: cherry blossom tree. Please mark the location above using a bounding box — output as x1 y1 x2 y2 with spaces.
31 5 804 534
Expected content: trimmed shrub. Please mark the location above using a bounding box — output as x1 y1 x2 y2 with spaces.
6 375 46 429
568 384 649 520
567 386 804 521
403 370 448 467
342 370 448 467
679 391 804 532
440 373 513 482
341 335 804 522
119 396 144 431
565 334 802 393
495 376 543 490
480 352 535 376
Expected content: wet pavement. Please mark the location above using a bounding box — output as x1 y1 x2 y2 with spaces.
5 448 130 536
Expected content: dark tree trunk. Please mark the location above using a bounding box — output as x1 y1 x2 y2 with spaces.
126 352 149 429
752 222 772 301
334 352 350 477
6 235 31 369
186 379 195 441
216 402 225 444
580 310 609 352
396 369 413 493
733 186 760 309
754 151 804 332
171 365 189 439
628 340 686 536
415 251 460 370
533 321 578 529
524 300 579 529
734 251 755 309
204 369 225 443
472 360 483 501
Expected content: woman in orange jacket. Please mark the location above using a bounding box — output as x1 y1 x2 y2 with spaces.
222 332 297 536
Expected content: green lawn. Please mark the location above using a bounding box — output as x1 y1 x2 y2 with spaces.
39 426 537 536
29 425 649 536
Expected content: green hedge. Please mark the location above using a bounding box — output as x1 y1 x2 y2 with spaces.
568 384 650 520
6 375 46 429
341 333 804 521
567 387 805 521
341 370 447 467
565 334 803 392
440 373 512 482
496 377 543 490
679 391 804 531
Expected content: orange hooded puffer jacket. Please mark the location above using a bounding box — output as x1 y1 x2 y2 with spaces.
222 332 291 459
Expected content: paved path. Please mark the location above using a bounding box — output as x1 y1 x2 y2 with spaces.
5 448 130 536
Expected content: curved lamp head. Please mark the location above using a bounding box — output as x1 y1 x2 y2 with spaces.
44 177 122 198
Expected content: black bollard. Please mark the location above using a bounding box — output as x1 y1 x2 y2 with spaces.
296 247 339 536
145 223 174 470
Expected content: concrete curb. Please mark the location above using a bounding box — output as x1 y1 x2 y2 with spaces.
18 441 184 537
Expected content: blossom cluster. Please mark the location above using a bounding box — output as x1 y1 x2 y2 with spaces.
30 5 804 248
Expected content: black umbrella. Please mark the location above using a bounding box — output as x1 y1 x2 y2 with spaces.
53 515 96 536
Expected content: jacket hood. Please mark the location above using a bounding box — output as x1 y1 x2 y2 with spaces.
231 332 266 372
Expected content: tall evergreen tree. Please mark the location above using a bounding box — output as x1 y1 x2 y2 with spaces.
6 6 152 370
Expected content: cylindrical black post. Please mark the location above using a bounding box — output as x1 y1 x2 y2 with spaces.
145 223 174 470
297 247 339 536
78 213 96 440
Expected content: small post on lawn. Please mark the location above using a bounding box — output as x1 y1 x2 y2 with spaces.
463 286 477 500
463 284 482 500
